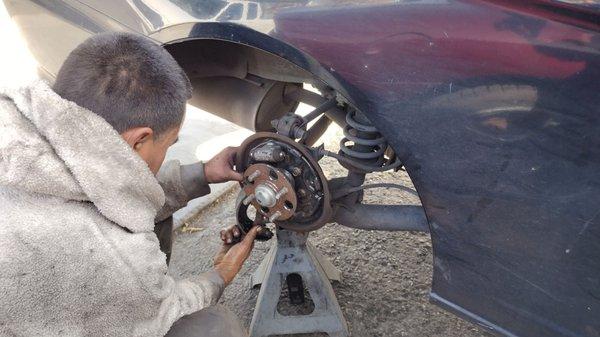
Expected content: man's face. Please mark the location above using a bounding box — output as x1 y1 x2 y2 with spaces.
121 123 182 175
137 126 181 174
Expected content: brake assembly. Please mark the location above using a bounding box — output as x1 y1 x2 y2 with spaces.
235 132 332 240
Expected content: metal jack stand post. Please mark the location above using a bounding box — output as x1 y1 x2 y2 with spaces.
249 228 349 337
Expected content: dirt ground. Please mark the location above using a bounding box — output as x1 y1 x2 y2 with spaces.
168 128 490 337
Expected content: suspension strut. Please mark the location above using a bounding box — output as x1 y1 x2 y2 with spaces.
320 109 401 175
341 110 387 171
336 109 400 204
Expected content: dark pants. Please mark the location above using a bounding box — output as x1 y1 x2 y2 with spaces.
154 216 174 264
165 305 247 337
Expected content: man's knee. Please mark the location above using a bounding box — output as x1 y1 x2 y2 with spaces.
165 305 247 337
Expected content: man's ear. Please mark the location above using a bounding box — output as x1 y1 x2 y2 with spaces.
120 127 154 152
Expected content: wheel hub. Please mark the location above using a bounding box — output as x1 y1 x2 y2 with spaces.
241 163 297 222
235 132 332 234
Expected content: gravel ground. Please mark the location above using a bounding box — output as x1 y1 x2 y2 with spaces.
169 128 490 337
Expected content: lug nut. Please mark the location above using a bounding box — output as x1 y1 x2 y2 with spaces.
247 170 260 183
243 194 255 206
269 211 282 223
291 167 302 177
275 187 288 200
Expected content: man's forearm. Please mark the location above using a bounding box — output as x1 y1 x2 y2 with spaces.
180 161 211 200
155 160 211 222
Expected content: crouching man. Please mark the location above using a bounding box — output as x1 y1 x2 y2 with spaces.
0 32 256 337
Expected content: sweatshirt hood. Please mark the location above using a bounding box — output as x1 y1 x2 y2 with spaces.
0 80 165 232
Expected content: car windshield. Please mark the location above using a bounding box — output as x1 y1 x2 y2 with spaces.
247 3 258 20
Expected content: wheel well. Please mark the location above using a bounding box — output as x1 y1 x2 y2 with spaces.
164 39 317 83
164 39 323 131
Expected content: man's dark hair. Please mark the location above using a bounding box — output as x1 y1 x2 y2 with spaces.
53 32 192 136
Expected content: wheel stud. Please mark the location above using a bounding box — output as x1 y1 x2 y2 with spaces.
243 194 255 206
247 170 261 183
269 211 282 223
275 187 288 200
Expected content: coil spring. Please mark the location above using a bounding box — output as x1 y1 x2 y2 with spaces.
339 110 388 171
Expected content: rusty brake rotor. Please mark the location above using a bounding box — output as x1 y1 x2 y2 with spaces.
236 132 332 233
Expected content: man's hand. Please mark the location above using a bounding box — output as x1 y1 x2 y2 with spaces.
219 224 242 244
204 146 243 184
213 225 259 286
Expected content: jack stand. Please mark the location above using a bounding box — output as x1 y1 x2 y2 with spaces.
249 229 349 337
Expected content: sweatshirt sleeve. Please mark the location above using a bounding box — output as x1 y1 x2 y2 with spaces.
138 269 226 337
171 269 226 311
130 238 227 337
155 160 211 222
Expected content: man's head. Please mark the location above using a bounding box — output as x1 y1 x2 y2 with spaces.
53 32 192 174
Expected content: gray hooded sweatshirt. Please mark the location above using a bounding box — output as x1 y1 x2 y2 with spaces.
0 81 225 337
